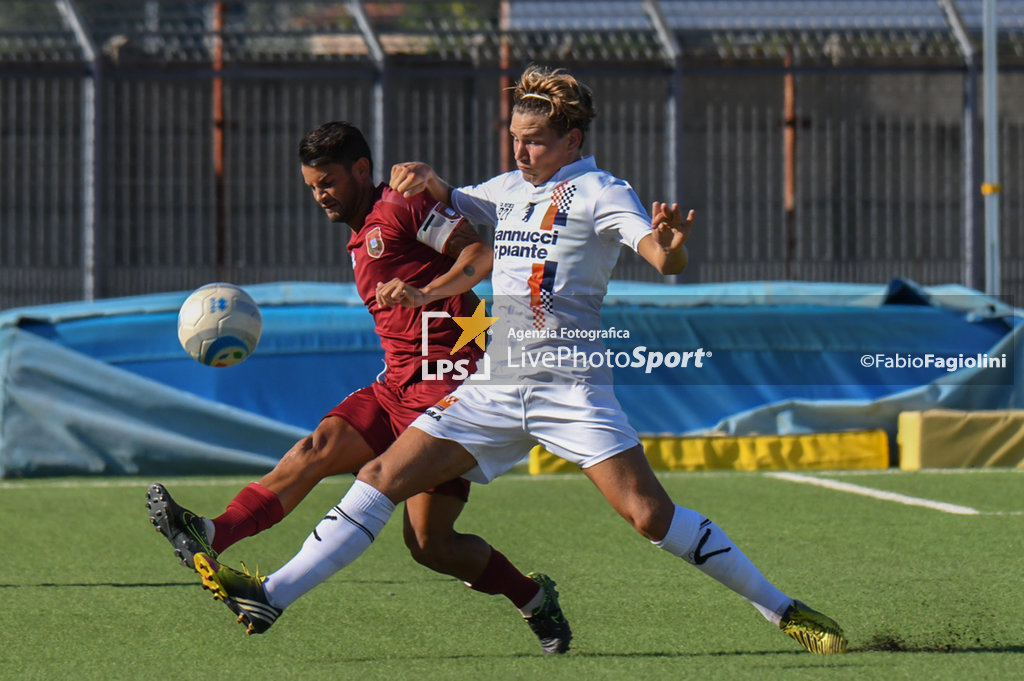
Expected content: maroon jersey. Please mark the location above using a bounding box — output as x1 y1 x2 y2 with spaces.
348 184 482 387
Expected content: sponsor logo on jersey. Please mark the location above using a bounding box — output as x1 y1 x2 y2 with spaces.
366 226 384 258
493 181 575 261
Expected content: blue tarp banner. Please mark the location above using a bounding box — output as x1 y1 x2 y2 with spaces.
0 279 1019 477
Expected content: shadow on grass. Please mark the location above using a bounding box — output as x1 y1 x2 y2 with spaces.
302 651 813 664
853 632 1024 654
579 644 1024 657
0 576 451 589
309 641 1024 665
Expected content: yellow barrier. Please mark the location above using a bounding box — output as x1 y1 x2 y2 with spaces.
529 430 890 474
898 410 1024 469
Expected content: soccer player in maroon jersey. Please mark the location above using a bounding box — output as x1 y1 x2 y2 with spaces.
147 121 571 653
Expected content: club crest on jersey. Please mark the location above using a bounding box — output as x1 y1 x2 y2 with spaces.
365 226 385 258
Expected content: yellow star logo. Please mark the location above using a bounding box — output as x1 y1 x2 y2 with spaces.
449 300 498 354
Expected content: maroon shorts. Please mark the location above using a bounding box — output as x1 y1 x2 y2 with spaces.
324 379 471 502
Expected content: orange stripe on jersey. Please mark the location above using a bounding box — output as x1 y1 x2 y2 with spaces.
539 203 558 231
528 262 545 307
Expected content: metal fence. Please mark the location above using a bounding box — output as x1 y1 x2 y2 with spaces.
1 1 1022 309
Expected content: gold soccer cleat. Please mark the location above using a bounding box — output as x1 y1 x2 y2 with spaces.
779 600 848 654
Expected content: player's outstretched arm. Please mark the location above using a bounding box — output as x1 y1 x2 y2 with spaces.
636 203 695 275
390 162 453 204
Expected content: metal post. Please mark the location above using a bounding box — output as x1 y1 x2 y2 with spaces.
499 0 513 173
642 0 685 282
348 0 386 176
938 0 984 291
642 0 683 203
55 0 100 301
212 2 227 278
982 0 1001 296
783 48 797 280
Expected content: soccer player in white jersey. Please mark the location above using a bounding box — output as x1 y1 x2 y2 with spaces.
193 65 848 655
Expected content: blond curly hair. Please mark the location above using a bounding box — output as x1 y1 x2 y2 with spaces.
512 65 596 141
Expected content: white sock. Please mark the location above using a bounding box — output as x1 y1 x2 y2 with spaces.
202 517 216 542
264 480 396 610
518 586 545 617
654 505 792 625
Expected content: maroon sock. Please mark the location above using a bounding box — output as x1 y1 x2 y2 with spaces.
467 549 542 609
210 483 285 554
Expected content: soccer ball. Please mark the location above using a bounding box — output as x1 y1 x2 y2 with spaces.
177 282 262 367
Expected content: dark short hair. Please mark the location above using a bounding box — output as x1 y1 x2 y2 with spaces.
297 121 373 175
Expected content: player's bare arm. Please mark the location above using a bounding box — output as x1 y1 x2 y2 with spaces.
376 221 492 309
637 203 694 275
390 162 453 204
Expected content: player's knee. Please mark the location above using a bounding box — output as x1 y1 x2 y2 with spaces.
403 530 432 565
272 443 341 491
273 436 312 471
279 435 328 471
403 527 452 571
357 457 386 487
626 504 670 541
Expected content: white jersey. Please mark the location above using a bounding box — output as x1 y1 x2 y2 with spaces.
452 156 652 382
413 156 651 480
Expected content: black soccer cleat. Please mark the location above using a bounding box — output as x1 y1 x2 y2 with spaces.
195 553 282 635
524 572 572 654
146 482 217 570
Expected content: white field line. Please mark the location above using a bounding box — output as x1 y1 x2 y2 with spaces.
766 471 1024 516
815 467 1024 476
1 468 1020 489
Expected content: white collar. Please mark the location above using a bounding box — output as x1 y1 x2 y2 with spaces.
525 156 597 198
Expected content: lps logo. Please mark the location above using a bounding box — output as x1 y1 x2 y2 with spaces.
420 300 496 381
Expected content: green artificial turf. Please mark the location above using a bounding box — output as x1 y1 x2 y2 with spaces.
2 470 1022 680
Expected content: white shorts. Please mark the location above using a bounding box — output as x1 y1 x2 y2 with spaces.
411 382 641 483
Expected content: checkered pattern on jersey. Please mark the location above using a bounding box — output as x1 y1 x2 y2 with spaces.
540 181 577 231
528 260 558 329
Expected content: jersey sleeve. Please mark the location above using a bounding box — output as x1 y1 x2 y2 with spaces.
451 172 514 227
593 178 652 253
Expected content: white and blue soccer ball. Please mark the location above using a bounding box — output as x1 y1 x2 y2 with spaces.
177 282 262 367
